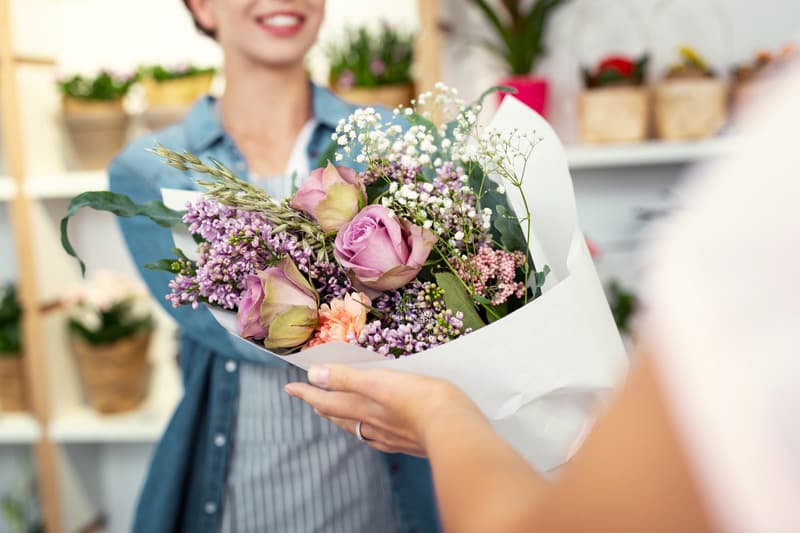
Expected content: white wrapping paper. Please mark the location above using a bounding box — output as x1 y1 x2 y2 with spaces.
163 97 628 471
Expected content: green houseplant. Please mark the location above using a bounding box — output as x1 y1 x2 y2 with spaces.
138 64 218 130
326 23 415 108
138 64 217 106
0 283 26 412
57 71 136 169
65 271 153 414
467 0 568 115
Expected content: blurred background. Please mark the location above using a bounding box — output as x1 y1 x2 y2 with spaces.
0 0 797 531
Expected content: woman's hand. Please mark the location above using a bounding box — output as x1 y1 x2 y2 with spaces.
284 365 485 456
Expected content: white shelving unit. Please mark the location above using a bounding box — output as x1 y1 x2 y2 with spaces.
0 412 41 444
566 137 738 170
49 403 173 444
13 138 738 201
24 171 107 199
0 175 17 200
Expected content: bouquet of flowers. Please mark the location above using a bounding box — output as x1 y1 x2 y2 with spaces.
62 85 626 470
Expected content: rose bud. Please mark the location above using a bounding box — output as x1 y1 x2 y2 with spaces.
290 162 366 233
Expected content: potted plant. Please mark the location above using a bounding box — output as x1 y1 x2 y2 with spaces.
327 23 415 108
654 46 729 140
0 283 26 412
64 272 153 414
467 0 568 116
139 64 217 130
58 71 136 169
578 55 650 144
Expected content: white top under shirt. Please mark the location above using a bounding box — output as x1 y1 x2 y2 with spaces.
641 67 800 532
248 118 317 198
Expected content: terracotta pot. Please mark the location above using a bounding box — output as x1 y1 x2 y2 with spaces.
498 76 549 117
654 78 729 140
335 83 415 109
70 330 152 414
63 96 129 169
578 87 650 144
141 73 215 108
0 355 27 412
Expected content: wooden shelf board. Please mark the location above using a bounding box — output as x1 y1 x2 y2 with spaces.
0 412 41 444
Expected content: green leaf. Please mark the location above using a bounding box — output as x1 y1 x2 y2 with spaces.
315 139 340 169
493 203 527 253
143 259 180 273
434 272 486 332
61 191 185 276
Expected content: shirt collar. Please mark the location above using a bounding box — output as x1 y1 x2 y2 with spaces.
184 83 351 152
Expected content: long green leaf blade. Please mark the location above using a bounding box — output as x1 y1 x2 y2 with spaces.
60 191 185 276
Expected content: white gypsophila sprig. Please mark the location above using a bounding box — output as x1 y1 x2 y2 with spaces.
332 83 472 173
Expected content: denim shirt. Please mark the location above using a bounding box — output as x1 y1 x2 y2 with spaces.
109 85 440 533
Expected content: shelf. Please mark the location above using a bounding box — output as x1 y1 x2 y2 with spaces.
12 137 736 199
24 171 107 199
48 403 173 444
0 176 17 200
565 137 738 170
0 412 41 444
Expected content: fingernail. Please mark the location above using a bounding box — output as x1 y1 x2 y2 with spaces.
308 366 329 387
284 385 297 398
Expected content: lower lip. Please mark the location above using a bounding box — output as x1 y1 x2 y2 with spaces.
258 19 304 37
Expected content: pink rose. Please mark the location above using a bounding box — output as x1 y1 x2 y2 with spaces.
236 257 319 349
334 205 437 292
290 162 366 233
237 274 268 339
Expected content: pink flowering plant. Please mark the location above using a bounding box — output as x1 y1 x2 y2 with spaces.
61 84 549 357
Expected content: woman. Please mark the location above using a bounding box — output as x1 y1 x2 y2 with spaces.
286 70 800 531
109 1 438 532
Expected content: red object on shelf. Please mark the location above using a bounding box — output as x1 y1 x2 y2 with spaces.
598 56 635 77
498 76 549 117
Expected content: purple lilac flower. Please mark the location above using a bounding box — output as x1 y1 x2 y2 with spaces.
166 198 350 310
358 281 467 357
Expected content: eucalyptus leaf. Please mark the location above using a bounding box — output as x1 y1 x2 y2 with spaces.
434 272 485 332
61 191 185 276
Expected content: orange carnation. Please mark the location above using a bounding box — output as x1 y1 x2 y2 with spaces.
305 292 371 349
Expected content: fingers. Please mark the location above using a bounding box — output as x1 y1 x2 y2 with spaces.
326 417 425 457
284 382 373 422
308 365 385 401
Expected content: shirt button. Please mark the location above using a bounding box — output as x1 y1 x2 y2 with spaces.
390 462 401 474
204 502 217 515
225 360 237 373
214 433 226 447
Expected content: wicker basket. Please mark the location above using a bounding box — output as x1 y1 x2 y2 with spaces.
335 83 414 109
578 87 650 144
654 78 729 140
0 356 27 412
141 73 215 108
70 330 152 414
63 96 129 169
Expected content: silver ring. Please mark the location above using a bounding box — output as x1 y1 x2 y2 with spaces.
355 420 371 442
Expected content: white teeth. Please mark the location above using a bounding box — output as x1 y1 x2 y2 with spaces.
263 15 301 27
